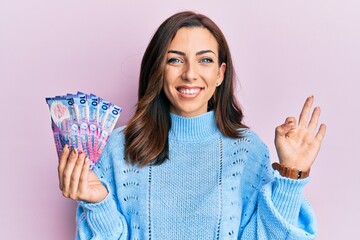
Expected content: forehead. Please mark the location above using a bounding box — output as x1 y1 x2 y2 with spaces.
168 27 218 52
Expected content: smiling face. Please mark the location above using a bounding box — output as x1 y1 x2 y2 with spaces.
163 27 226 118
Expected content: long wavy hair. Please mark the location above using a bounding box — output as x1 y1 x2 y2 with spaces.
124 11 247 167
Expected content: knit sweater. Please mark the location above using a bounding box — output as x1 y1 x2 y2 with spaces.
76 111 317 240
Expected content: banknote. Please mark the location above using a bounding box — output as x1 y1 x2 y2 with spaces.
97 103 122 159
65 94 83 152
89 94 100 164
46 92 122 168
74 93 91 158
46 97 71 156
98 98 110 129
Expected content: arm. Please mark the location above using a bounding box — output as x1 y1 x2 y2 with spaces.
239 96 326 239
58 131 128 239
76 192 128 240
239 168 317 239
238 139 317 239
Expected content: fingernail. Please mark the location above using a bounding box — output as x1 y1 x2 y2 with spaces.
287 121 294 125
85 156 90 163
71 148 77 156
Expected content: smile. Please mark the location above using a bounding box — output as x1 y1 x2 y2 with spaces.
176 87 203 97
178 88 200 95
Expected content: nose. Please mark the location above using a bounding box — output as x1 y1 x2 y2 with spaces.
182 61 198 81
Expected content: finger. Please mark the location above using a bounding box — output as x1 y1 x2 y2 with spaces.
68 153 86 199
275 117 297 137
58 144 69 190
315 123 327 143
78 156 90 199
299 96 314 128
307 106 321 132
62 148 78 197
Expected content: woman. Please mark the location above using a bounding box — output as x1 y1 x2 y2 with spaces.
58 11 326 239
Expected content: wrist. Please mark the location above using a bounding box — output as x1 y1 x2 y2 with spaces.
272 162 310 180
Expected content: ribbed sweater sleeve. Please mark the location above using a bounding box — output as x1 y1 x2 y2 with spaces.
272 172 309 224
76 192 127 240
239 131 317 239
75 129 128 240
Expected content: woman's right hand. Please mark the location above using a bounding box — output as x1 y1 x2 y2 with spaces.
58 145 108 203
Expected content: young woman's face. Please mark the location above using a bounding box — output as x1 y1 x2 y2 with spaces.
163 27 226 117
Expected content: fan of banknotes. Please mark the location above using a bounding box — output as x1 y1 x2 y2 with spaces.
46 92 122 168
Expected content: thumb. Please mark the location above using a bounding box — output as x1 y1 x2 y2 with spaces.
275 117 297 138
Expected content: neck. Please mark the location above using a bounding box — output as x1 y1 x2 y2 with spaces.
169 111 219 141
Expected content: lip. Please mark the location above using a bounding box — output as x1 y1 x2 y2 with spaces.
176 86 203 98
176 85 203 89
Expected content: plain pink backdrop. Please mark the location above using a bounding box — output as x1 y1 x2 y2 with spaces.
0 1 359 239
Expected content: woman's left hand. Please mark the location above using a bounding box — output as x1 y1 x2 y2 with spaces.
274 96 327 171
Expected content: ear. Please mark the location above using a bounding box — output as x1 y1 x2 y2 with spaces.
217 63 226 86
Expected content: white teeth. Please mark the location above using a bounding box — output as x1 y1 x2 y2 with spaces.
178 88 200 95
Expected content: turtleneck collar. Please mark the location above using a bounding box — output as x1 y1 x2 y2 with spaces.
168 111 219 141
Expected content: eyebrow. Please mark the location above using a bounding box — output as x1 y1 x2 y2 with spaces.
167 50 217 56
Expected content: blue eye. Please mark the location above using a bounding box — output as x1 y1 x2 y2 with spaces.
201 58 214 63
167 58 182 64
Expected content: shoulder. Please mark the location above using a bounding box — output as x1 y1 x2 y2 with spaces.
222 128 270 170
227 128 269 155
106 125 126 149
240 129 271 175
241 128 269 153
110 125 127 140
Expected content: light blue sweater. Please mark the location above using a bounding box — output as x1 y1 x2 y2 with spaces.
76 111 317 239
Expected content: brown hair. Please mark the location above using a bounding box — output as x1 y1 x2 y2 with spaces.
124 11 247 167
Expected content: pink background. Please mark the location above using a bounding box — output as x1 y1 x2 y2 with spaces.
1 1 359 239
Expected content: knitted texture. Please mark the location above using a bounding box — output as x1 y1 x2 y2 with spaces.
76 111 317 240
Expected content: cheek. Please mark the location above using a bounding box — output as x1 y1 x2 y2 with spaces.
162 74 175 101
204 69 220 87
162 81 171 99
163 75 172 90
163 68 181 91
163 69 175 85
